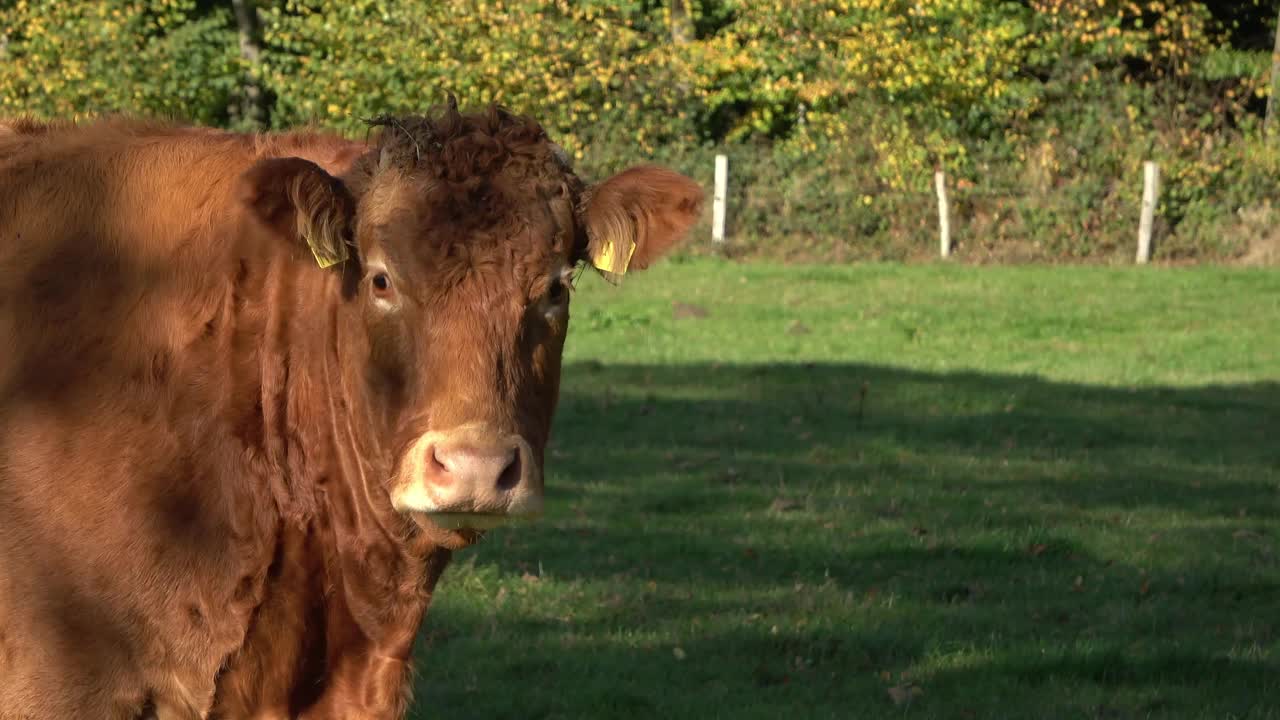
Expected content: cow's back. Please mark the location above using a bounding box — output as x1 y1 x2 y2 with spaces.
0 119 359 719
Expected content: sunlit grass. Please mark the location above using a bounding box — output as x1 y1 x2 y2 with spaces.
410 259 1279 719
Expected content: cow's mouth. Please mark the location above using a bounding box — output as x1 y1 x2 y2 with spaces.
422 512 511 531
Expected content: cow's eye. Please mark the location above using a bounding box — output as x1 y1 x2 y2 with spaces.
547 281 567 305
371 273 392 293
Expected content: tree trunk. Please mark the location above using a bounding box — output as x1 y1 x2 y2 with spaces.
670 0 693 46
1266 4 1280 137
231 0 268 130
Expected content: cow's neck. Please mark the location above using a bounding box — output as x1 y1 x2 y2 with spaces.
214 258 446 717
248 260 441 653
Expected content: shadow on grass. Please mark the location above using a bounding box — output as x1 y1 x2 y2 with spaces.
411 363 1279 719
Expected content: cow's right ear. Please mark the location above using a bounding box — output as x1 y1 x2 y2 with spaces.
237 157 357 269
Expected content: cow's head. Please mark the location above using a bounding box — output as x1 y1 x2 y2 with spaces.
237 102 702 546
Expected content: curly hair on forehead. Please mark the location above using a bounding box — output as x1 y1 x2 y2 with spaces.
362 97 569 188
346 97 587 291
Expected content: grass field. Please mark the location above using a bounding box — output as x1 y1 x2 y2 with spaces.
409 259 1279 719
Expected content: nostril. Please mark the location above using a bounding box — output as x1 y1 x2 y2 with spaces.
429 444 446 472
427 444 454 487
495 448 521 491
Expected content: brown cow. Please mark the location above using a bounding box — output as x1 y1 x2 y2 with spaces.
0 103 702 719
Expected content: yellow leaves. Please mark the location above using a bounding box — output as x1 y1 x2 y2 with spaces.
0 0 1244 206
0 0 241 125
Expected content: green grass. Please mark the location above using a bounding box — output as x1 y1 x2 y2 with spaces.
409 259 1280 719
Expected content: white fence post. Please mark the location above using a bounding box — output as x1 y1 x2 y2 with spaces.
1136 161 1160 264
935 169 951 258
712 154 728 243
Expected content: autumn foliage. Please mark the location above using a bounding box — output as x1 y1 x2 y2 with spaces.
1 0 1276 262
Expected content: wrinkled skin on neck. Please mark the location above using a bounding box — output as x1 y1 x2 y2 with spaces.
203 213 439 719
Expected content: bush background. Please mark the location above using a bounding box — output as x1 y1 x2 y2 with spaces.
2 0 1279 264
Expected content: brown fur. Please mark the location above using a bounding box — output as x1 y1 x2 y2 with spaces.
0 104 702 719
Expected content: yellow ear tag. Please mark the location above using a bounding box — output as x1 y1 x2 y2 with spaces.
590 236 636 276
306 233 349 269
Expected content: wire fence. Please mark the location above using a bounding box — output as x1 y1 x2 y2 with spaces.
707 154 1164 264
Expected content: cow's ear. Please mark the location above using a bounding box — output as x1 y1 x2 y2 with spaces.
237 157 357 269
581 165 703 280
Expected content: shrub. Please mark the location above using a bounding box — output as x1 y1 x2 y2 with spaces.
0 0 240 125
0 0 1274 263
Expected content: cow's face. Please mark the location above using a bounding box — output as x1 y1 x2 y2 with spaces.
238 105 702 545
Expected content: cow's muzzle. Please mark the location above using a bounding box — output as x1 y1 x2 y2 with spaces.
390 425 543 527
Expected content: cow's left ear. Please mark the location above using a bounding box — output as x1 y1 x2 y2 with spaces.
237 157 357 269
581 165 703 279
